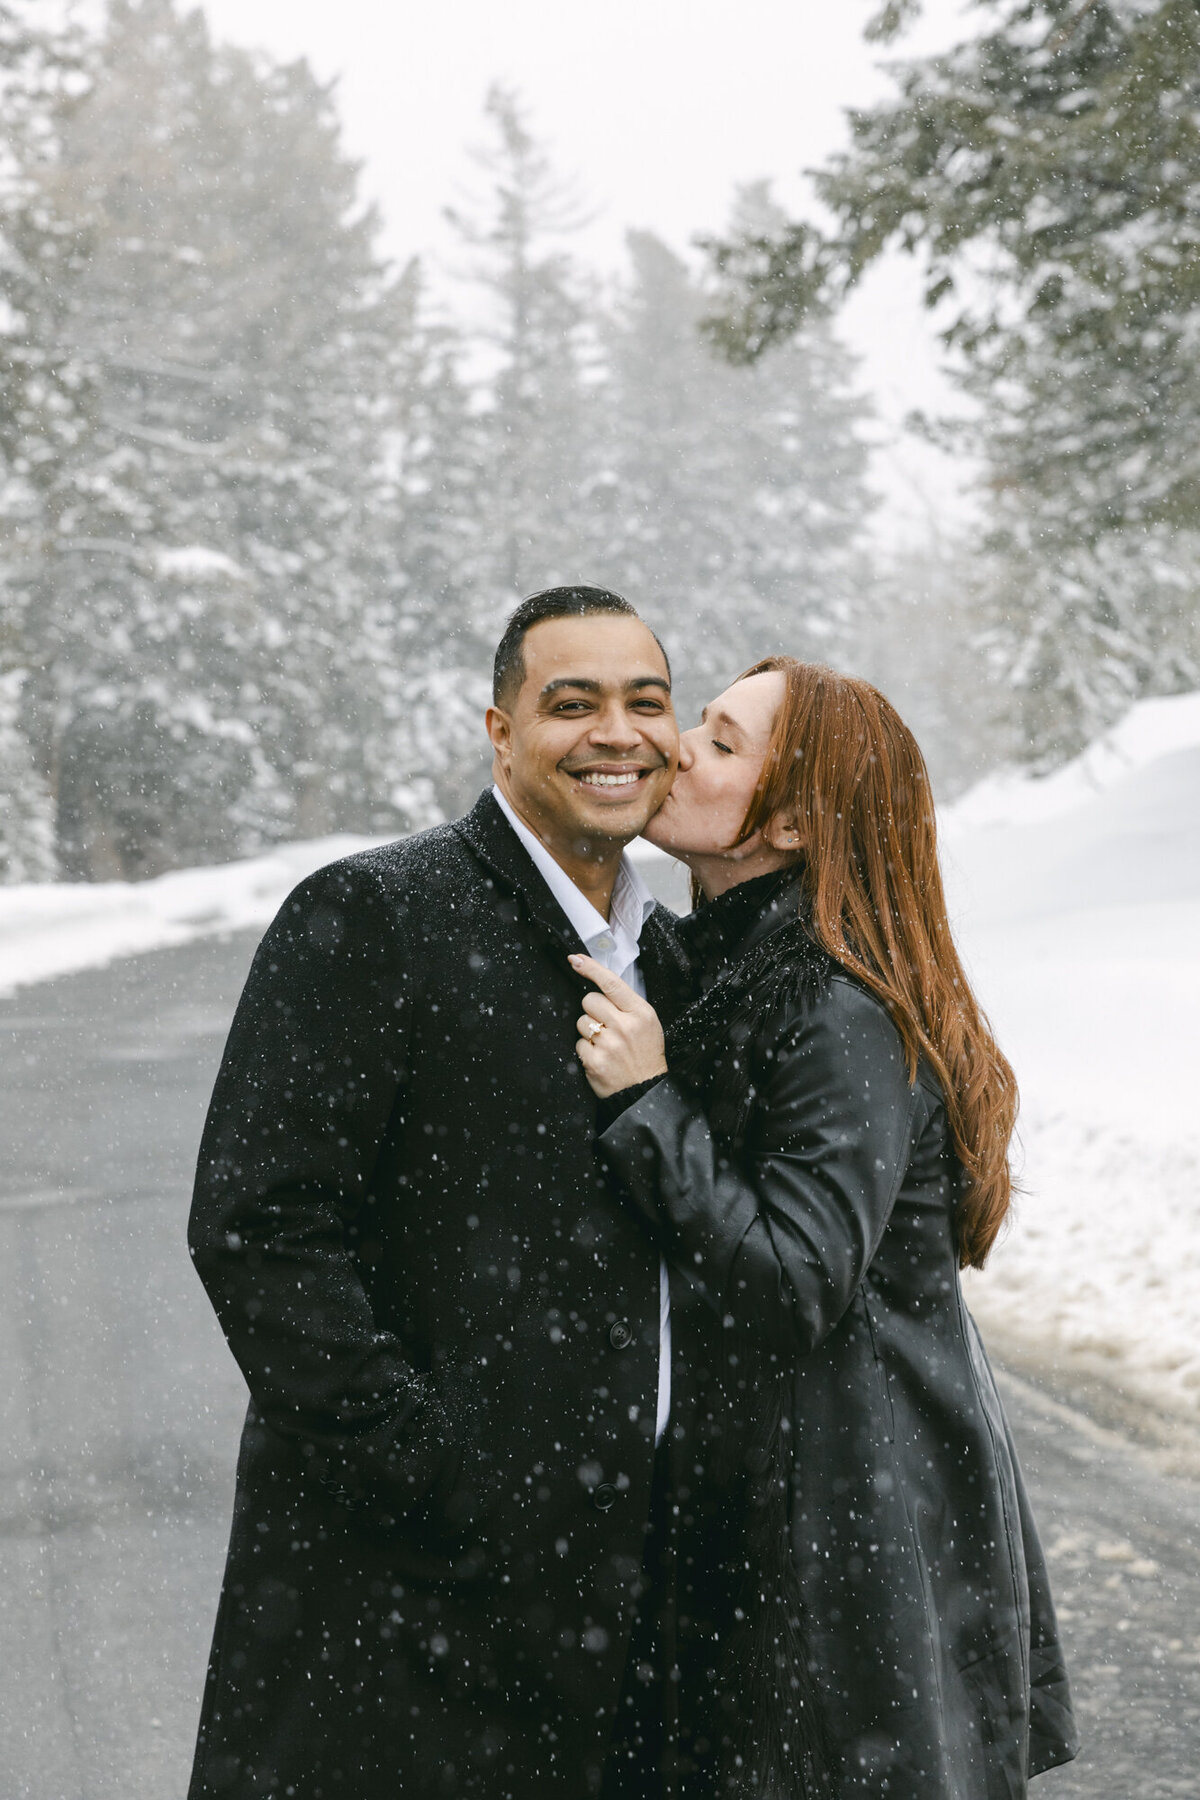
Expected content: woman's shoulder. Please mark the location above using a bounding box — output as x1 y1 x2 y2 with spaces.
738 918 868 1023
758 942 947 1103
771 961 904 1061
737 935 904 1088
752 979 947 1182
738 916 840 1013
789 973 950 1130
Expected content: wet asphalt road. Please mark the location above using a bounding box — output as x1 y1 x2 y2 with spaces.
1 928 1198 1799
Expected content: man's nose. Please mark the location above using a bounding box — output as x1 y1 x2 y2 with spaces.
588 704 642 747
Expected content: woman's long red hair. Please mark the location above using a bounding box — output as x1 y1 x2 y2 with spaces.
738 658 1017 1268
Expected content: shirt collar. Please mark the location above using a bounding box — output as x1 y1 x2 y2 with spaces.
491 785 654 957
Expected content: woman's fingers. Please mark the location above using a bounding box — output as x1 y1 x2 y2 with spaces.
574 1024 625 1097
576 1011 611 1040
568 953 642 1013
569 955 668 1099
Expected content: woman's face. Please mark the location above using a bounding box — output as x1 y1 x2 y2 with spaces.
643 670 796 896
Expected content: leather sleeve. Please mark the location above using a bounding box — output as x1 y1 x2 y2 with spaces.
599 975 921 1357
187 859 457 1519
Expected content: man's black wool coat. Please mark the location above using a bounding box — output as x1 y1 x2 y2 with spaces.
186 792 707 1799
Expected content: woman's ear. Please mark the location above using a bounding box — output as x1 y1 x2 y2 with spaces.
763 811 802 854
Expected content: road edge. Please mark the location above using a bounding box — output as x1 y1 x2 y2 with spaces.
981 1319 1200 1482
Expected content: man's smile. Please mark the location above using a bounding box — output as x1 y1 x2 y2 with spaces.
565 761 663 792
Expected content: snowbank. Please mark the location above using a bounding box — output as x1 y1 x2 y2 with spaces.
0 827 688 1000
941 692 1200 1430
0 835 384 997
947 689 1200 831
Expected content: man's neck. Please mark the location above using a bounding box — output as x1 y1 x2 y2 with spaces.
553 848 620 921
494 786 624 920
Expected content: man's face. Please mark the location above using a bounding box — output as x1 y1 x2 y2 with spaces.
487 614 678 853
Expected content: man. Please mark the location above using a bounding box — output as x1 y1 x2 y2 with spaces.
187 587 709 1799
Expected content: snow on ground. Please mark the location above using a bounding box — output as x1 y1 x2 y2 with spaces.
940 694 1200 1426
0 835 384 997
2 694 1198 1424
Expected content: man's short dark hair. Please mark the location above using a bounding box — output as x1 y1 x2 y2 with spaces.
491 585 669 708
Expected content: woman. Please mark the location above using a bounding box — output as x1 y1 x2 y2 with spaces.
570 660 1078 1799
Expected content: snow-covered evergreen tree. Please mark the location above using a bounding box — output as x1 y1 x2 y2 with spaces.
446 84 601 606
370 260 495 819
706 0 1200 763
0 667 56 881
0 1 91 880
602 202 874 723
2 44 885 880
13 0 404 875
861 538 1011 799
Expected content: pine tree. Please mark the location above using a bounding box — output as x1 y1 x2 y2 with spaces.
861 538 1011 798
2 50 885 879
0 0 91 879
445 84 601 608
705 0 1200 762
0 668 57 882
602 203 874 723
371 260 495 819
13 0 404 876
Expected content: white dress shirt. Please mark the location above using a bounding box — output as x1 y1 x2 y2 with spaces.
491 786 672 1445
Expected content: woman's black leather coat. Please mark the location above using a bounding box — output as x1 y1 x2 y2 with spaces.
599 872 1078 1799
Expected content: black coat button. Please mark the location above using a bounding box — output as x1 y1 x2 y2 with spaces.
592 1482 617 1512
608 1321 633 1351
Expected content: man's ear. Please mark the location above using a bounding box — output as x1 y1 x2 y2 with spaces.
485 705 512 766
763 810 802 853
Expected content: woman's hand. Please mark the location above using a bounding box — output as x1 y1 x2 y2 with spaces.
569 954 668 1099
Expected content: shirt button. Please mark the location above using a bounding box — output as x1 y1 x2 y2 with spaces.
608 1321 634 1351
592 1483 617 1512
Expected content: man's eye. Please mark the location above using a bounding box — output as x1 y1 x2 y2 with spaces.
632 699 665 712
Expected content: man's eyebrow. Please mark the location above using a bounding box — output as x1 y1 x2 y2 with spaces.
538 675 672 699
540 677 601 697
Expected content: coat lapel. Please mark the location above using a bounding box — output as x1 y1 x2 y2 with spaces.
639 908 691 1026
453 789 591 962
454 791 692 1021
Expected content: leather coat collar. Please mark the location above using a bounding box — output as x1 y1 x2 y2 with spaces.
677 865 807 991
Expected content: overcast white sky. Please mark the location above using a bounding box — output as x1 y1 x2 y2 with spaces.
199 0 978 542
